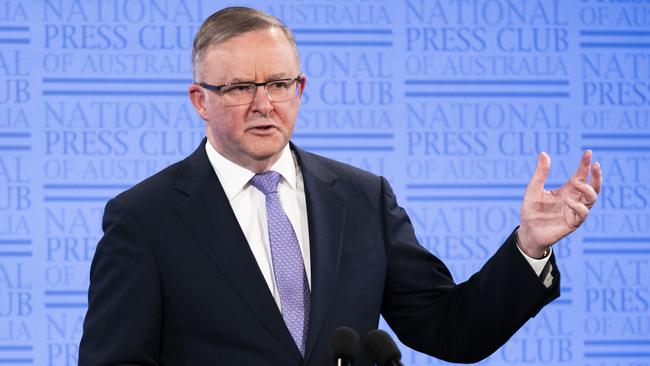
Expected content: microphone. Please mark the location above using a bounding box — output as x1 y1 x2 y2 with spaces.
363 329 404 366
329 326 360 366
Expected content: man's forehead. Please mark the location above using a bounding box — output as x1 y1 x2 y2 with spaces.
200 30 299 77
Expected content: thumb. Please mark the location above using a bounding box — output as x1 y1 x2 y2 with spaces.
527 152 551 193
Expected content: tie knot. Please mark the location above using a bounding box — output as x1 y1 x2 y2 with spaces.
250 171 281 195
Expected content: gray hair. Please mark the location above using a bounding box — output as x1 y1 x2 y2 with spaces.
192 6 299 80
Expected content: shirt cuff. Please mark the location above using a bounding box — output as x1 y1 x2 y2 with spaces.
516 244 554 288
517 245 551 276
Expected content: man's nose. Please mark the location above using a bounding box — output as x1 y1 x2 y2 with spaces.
250 85 273 114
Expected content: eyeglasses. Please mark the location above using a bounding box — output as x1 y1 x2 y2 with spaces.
197 74 304 106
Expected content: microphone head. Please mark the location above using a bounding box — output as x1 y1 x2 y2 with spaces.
329 326 360 363
364 329 402 365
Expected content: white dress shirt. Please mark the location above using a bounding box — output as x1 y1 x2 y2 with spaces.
205 141 311 311
205 142 554 310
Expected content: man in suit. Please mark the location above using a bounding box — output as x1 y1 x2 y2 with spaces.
79 6 602 366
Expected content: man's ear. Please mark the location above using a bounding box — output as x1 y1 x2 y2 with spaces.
299 74 307 97
188 84 209 121
295 74 307 105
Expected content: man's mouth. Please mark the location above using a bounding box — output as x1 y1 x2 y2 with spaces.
249 124 276 133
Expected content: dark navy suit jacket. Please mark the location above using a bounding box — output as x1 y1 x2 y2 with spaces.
79 139 559 365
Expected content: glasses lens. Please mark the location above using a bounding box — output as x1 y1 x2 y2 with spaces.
266 79 299 102
220 83 256 106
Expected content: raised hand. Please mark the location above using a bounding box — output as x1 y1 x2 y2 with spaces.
517 151 603 258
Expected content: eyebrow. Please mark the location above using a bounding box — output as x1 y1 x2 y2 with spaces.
227 73 293 84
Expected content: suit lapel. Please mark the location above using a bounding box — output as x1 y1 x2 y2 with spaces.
293 146 348 363
174 141 303 361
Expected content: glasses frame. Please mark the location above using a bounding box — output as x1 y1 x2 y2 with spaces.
197 74 305 106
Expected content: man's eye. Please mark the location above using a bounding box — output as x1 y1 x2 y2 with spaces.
224 84 254 93
268 81 290 89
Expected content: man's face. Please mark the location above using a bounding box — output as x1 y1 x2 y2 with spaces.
189 27 303 172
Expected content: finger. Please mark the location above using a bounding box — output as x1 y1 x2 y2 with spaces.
527 152 551 194
566 197 589 225
589 161 603 194
575 150 592 181
572 177 598 207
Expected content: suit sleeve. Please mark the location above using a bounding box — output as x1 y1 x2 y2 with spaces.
79 198 162 366
378 177 560 363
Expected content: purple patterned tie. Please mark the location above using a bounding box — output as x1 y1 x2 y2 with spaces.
251 171 310 355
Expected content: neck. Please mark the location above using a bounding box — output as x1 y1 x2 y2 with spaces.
244 158 279 174
206 137 284 174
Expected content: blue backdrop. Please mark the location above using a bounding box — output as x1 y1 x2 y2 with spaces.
1 0 649 365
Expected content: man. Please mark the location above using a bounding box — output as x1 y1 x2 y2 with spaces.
79 6 602 366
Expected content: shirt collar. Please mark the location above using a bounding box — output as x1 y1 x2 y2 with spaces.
205 141 297 201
